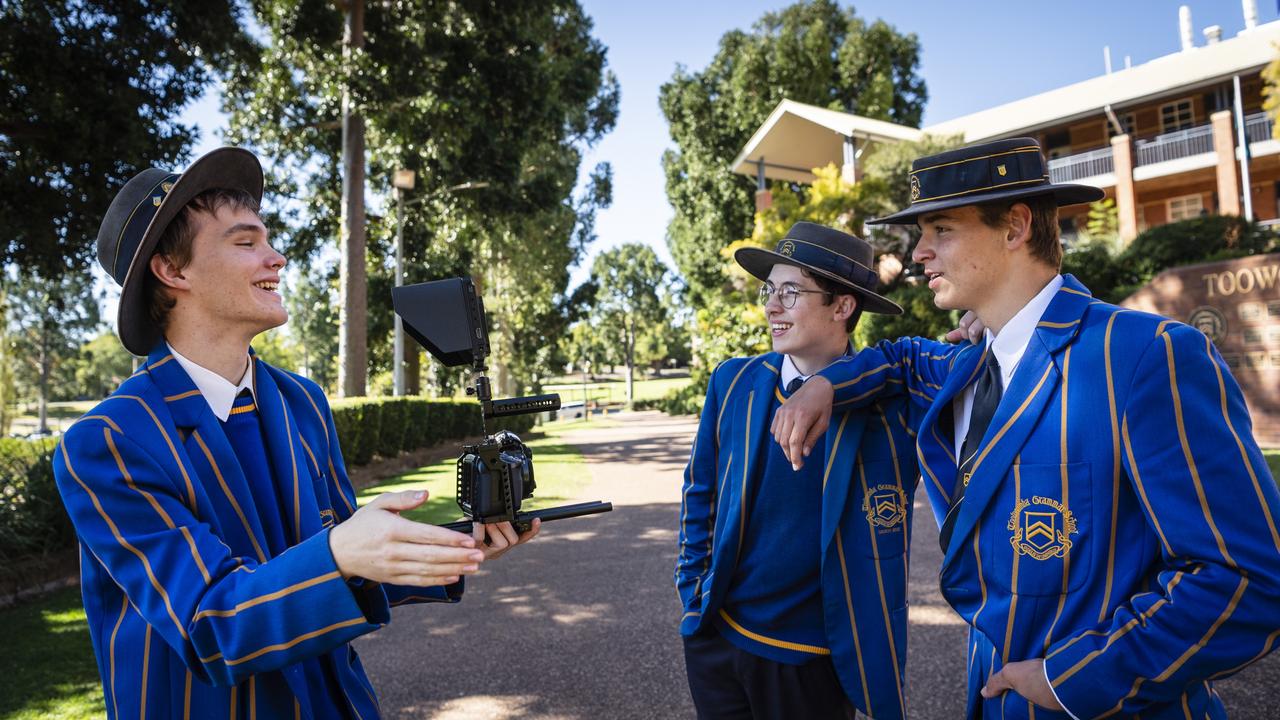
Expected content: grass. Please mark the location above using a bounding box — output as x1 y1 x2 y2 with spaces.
544 375 691 406
356 432 593 527
0 585 104 719
1267 449 1280 481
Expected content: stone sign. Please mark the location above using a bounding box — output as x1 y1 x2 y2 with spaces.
1120 252 1280 447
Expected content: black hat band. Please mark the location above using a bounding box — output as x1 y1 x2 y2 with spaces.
909 145 1047 206
112 173 181 283
776 237 877 289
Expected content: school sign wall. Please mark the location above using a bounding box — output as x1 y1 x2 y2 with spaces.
1121 252 1280 446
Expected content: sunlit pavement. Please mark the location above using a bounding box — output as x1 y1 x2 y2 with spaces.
358 411 1280 719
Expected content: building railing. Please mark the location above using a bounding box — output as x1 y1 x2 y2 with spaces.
1245 111 1273 145
1047 146 1114 183
1135 123 1214 166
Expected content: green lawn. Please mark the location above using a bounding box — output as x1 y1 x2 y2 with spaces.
0 585 104 719
356 431 593 527
544 375 690 406
1267 449 1280 481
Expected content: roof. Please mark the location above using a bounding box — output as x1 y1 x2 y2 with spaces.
730 99 923 183
925 20 1280 141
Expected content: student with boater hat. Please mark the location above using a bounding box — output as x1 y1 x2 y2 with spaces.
54 147 537 718
676 221 923 719
771 137 1280 718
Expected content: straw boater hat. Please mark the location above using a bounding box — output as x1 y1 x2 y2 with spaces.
95 147 264 355
734 221 902 315
868 137 1105 225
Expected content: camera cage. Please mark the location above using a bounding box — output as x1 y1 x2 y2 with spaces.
391 277 612 532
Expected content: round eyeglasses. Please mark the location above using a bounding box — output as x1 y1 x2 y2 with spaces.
758 282 832 309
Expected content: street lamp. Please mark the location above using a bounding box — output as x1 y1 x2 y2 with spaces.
391 172 489 396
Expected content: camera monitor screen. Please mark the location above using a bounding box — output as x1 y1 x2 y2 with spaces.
391 277 490 367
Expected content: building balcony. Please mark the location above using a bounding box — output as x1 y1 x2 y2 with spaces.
1134 123 1214 166
1047 146 1114 186
1244 111 1273 145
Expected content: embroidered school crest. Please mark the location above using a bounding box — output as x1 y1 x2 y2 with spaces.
997 164 1008 177
909 174 921 201
1007 496 1077 560
778 240 796 257
863 485 907 529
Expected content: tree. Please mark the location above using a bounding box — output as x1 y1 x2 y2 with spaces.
659 0 926 305
285 262 340 393
0 1 248 276
7 269 100 433
65 331 134 402
222 0 619 396
589 244 670 404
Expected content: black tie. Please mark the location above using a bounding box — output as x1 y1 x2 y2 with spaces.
938 355 1002 552
786 377 805 394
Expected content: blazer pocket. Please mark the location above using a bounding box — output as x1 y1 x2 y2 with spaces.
985 462 1094 598
854 460 911 559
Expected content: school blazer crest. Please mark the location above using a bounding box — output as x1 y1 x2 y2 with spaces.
676 351 920 720
54 345 456 719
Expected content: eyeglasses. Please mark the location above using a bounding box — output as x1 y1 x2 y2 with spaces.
758 281 832 309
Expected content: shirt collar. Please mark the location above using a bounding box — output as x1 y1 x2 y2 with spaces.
985 274 1063 388
167 343 255 422
780 342 854 388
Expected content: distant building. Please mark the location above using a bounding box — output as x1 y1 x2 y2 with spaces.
733 2 1278 242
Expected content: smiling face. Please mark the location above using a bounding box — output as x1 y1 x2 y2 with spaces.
763 264 855 374
913 205 1012 313
158 204 288 344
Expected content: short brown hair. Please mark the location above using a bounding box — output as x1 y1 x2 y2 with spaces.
802 269 862 333
144 188 261 330
974 194 1061 268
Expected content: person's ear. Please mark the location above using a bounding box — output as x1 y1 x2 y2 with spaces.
149 253 189 291
833 294 856 322
1006 203 1033 250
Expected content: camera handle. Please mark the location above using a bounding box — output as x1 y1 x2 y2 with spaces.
440 500 613 534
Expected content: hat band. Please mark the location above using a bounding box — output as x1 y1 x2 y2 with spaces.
909 146 1047 206
776 238 878 290
113 173 181 283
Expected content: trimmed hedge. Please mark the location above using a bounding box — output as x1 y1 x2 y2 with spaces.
3 396 535 588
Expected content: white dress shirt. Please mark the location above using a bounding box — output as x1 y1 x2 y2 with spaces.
168 344 255 422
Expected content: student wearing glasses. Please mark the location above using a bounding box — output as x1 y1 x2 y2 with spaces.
675 222 923 719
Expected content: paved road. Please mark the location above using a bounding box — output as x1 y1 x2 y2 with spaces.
358 411 1280 719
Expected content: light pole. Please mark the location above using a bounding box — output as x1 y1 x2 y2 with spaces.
391 173 489 396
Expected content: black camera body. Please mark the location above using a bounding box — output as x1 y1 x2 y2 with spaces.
392 276 611 534
457 430 535 524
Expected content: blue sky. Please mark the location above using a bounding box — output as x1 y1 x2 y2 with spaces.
179 0 1276 288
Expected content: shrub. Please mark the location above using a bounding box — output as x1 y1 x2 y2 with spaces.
0 438 69 568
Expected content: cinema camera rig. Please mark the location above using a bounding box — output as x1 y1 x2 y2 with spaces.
392 277 612 534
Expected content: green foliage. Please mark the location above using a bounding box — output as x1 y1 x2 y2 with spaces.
223 0 620 392
587 244 671 401
63 332 134 402
660 0 927 304
0 1 248 275
330 397 535 467
1065 215 1279 302
0 438 67 573
284 262 339 393
1084 199 1120 246
854 282 957 346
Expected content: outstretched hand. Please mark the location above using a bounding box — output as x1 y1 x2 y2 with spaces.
770 376 833 471
329 489 484 587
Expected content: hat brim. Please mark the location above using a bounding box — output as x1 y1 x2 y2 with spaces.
116 148 264 355
867 182 1105 226
734 247 903 316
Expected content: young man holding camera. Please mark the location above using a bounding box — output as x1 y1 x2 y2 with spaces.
773 138 1280 718
676 222 922 719
55 147 536 718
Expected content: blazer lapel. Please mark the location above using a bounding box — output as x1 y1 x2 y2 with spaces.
820 409 868 552
917 343 987 527
253 357 324 545
940 277 1093 567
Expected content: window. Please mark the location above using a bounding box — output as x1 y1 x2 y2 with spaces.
1107 112 1136 138
1167 194 1204 221
1160 99 1195 133
1043 129 1071 158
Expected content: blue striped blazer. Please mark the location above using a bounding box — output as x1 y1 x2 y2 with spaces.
815 275 1280 719
676 351 921 719
54 345 457 719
